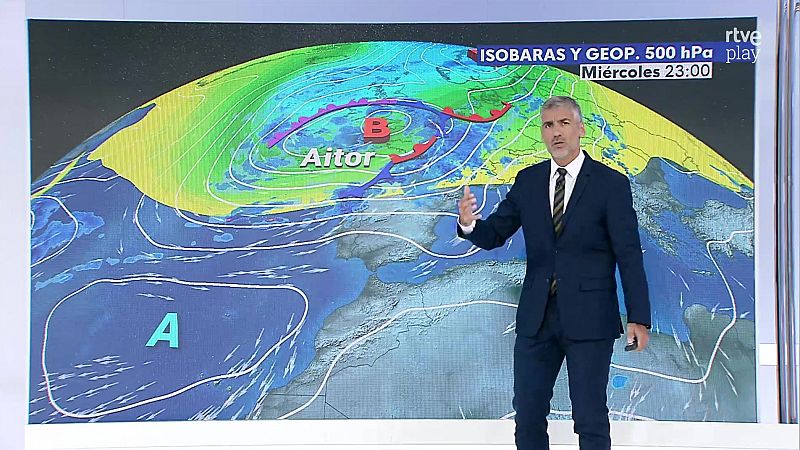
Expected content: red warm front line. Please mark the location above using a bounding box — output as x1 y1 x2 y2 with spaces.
389 136 439 164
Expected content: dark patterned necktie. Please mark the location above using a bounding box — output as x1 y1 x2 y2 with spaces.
552 168 567 237
549 167 567 296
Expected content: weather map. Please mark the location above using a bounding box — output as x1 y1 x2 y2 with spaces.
30 41 755 423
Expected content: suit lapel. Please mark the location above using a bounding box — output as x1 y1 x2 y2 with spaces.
560 151 593 234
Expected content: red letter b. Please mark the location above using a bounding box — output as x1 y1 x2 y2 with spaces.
363 118 390 143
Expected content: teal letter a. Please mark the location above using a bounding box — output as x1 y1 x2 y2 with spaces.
146 312 178 348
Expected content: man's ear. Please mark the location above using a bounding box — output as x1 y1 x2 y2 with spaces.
579 121 586 137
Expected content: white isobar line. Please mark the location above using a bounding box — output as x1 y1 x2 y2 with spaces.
277 299 518 419
111 83 208 158
185 54 538 214
206 66 431 206
395 63 537 181
548 73 564 98
582 88 754 383
658 157 754 202
275 108 413 160
49 175 119 185
590 88 753 202
164 178 463 229
137 110 533 254
215 120 476 209
436 45 505 76
241 46 392 174
138 91 493 253
262 44 416 152
176 41 520 221
587 84 608 158
240 43 416 176
42 276 308 419
150 43 388 179
269 42 509 163
499 66 545 106
31 195 79 268
152 108 745 388
140 49 751 399
137 45 391 204
610 229 753 384
202 44 530 208
206 105 499 210
134 195 482 260
172 205 462 231
32 159 102 189
421 44 516 83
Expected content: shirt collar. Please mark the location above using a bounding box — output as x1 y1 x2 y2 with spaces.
550 150 585 180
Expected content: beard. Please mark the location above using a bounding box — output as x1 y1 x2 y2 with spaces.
547 144 576 162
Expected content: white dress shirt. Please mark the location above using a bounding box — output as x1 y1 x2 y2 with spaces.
459 151 586 234
548 150 585 216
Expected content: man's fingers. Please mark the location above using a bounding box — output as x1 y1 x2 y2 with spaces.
637 332 649 351
458 186 480 225
628 325 649 351
458 197 478 211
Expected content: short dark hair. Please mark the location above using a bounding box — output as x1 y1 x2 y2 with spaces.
542 96 583 123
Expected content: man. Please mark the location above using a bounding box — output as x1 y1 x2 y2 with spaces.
457 96 651 450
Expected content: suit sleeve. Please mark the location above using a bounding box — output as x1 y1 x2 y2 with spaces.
606 174 651 328
456 180 523 250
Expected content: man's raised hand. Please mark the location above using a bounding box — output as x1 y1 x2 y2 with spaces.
458 185 481 227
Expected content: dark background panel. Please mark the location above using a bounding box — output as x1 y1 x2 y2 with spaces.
28 19 756 179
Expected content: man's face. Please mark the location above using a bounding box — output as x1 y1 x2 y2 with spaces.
541 105 585 164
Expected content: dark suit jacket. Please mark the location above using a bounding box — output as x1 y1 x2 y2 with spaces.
458 152 650 340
